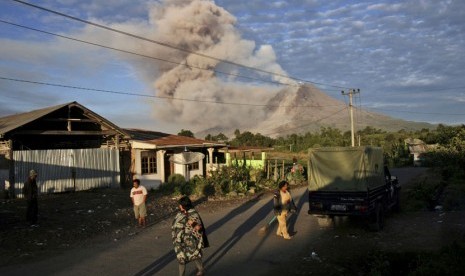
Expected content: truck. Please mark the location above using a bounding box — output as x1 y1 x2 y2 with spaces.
307 146 400 231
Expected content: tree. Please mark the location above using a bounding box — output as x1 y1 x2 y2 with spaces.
205 133 229 142
178 129 194 138
214 133 229 142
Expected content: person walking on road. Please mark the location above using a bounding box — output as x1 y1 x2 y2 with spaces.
130 179 147 228
23 169 39 226
273 180 297 240
172 196 209 276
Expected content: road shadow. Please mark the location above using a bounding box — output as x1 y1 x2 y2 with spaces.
287 188 308 234
204 198 271 270
134 194 265 276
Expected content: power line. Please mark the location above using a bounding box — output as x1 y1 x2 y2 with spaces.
10 0 351 90
3 76 462 116
0 76 345 108
0 19 300 88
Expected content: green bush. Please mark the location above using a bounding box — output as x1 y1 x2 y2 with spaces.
168 174 186 186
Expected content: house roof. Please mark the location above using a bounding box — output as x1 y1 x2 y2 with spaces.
0 101 129 138
124 128 226 149
0 102 69 135
404 138 425 145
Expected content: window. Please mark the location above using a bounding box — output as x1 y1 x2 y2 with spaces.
141 151 157 174
188 162 199 171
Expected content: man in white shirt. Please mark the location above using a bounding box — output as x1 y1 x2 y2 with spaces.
130 179 148 227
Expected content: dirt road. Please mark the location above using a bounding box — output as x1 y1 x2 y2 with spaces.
3 183 319 275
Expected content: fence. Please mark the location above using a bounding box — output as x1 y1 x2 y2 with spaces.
12 148 120 198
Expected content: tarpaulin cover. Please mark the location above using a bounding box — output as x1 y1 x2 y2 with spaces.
308 146 385 192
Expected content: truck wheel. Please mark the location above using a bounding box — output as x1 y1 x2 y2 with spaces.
369 203 385 231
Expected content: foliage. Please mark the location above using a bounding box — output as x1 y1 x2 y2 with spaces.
205 132 229 142
286 163 306 185
230 130 274 147
178 129 195 138
405 173 446 211
206 125 465 168
189 125 465 203
170 165 265 198
158 174 191 196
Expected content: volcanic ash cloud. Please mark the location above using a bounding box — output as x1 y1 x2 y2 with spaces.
125 0 294 131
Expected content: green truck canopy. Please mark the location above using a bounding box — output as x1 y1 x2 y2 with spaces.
308 146 385 192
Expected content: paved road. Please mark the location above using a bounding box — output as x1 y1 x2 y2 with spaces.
3 167 426 276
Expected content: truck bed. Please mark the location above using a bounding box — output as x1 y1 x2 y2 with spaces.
307 185 387 216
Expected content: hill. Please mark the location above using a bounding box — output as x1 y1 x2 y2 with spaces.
196 85 434 138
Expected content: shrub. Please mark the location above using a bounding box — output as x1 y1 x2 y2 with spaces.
168 174 186 186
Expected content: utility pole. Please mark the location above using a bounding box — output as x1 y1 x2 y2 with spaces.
341 89 360 147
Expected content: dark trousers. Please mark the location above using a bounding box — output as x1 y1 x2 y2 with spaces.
26 198 38 224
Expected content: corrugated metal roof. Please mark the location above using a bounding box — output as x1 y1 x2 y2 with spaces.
0 102 69 135
0 101 129 138
125 128 225 148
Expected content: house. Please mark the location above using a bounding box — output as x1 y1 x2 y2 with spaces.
0 102 130 198
125 129 226 189
404 138 438 166
219 146 271 169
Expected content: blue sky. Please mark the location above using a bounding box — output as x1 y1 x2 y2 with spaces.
0 0 464 135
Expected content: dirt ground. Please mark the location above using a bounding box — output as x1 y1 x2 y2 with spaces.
0 188 254 267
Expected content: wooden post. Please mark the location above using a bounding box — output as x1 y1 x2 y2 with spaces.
273 159 278 181
8 139 15 199
282 160 285 180
267 160 270 179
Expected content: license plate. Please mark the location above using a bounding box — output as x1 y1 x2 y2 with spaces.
330 204 347 211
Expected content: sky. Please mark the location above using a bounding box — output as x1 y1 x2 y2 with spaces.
0 0 464 135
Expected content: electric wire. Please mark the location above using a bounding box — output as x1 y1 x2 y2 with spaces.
6 0 464 132
10 0 351 90
0 19 301 88
3 76 462 116
0 76 346 108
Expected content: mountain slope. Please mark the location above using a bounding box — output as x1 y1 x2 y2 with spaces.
196 85 434 138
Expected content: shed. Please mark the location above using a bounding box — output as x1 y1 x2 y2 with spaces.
0 102 130 198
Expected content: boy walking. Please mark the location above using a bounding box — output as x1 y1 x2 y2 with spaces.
130 179 147 227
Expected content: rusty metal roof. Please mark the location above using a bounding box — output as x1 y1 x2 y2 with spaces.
125 128 225 148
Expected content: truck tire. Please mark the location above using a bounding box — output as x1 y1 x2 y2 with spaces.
369 203 385 231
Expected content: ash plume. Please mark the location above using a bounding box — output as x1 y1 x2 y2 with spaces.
109 0 296 132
